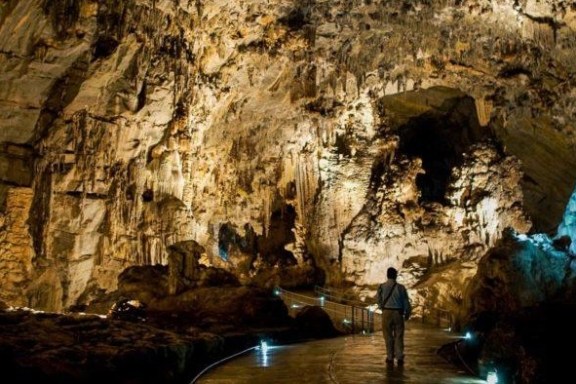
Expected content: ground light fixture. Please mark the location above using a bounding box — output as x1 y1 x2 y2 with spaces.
478 359 502 384
258 340 270 367
486 369 498 384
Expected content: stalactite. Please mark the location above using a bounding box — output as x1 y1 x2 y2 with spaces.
263 188 271 238
296 155 305 221
294 152 320 227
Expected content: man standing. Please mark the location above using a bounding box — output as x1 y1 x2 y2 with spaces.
377 267 412 366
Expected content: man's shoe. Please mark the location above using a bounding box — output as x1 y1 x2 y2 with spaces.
397 359 404 366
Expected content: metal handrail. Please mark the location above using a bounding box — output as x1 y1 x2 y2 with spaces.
314 285 374 307
421 304 453 328
315 286 455 329
277 286 454 333
275 287 379 334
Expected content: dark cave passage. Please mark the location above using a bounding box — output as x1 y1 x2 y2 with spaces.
399 115 465 204
217 204 297 266
218 222 258 261
258 204 297 266
391 90 488 205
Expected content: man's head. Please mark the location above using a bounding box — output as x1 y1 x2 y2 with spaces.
387 267 398 279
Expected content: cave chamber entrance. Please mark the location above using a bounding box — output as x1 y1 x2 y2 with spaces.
380 86 492 205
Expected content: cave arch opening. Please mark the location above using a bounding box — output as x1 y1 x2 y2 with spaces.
390 89 489 205
398 114 465 205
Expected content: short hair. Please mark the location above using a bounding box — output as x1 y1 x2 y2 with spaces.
387 267 398 279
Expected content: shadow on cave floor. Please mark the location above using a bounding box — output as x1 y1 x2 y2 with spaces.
195 321 485 384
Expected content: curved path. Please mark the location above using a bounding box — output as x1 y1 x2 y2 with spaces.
194 321 485 384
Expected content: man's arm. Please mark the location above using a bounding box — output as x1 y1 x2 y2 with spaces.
401 285 412 320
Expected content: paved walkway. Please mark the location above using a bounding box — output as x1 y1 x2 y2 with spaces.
193 321 485 384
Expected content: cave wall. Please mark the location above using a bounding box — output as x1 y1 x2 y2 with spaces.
0 0 575 311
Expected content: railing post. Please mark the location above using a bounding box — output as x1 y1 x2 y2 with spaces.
370 310 374 333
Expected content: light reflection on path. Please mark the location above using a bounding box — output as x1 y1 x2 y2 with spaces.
195 322 487 384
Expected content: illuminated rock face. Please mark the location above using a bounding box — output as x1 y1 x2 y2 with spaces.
0 0 574 313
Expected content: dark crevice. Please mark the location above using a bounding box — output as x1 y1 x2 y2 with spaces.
218 223 258 262
498 66 532 79
279 8 310 31
141 189 154 202
65 191 109 200
92 36 119 60
369 155 388 191
258 204 297 267
137 81 147 112
28 169 52 261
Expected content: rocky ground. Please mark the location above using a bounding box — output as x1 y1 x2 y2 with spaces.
0 287 341 384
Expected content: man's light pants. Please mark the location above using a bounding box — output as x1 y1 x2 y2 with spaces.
381 310 405 361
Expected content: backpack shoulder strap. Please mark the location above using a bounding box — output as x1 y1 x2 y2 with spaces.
380 282 397 307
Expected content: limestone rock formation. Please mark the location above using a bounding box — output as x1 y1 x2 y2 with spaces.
0 1 575 351
438 227 576 383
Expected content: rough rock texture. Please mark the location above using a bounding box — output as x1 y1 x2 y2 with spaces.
0 284 323 384
0 188 35 306
1 309 204 384
1 0 576 353
440 228 576 383
463 230 576 319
